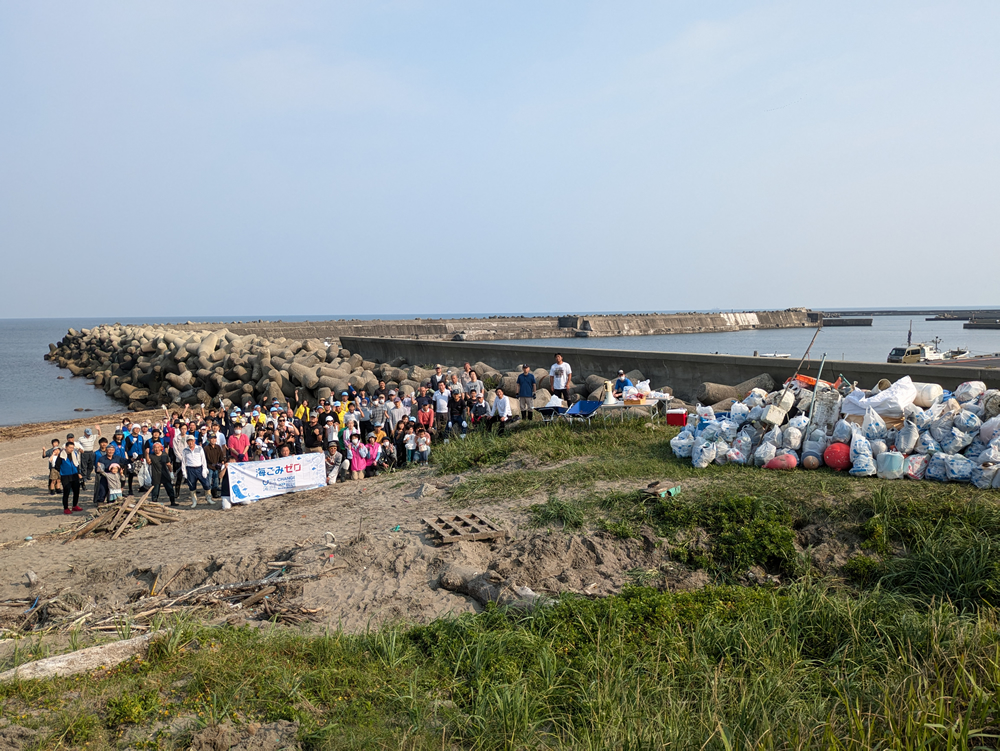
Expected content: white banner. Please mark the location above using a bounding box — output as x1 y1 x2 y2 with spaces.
228 453 326 503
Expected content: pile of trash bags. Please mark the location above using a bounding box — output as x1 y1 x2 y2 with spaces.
669 376 1000 489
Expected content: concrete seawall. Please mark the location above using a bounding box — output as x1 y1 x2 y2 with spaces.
158 309 818 343
341 336 1000 402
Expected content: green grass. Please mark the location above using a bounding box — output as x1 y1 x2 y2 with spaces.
4 587 1000 749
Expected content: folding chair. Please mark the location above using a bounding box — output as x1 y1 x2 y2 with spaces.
562 400 602 425
534 406 567 424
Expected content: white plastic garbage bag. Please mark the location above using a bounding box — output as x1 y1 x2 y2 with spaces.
849 430 876 476
972 464 1000 490
863 408 887 441
832 420 853 445
916 433 941 455
636 380 651 395
940 428 974 455
720 419 739 443
787 415 810 431
840 376 917 418
747 405 764 423
944 454 974 483
730 402 750 425
953 410 982 434
896 421 919 454
783 426 803 451
670 431 695 458
926 454 950 482
754 442 777 467
905 454 929 480
696 406 715 421
692 440 717 469
955 381 987 404
869 439 887 459
726 447 747 465
978 442 1000 465
733 431 753 457
763 426 783 447
980 415 1000 444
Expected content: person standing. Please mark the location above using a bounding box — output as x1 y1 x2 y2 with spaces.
516 364 537 420
227 425 250 462
57 440 83 514
43 439 63 495
182 435 213 507
75 426 100 490
433 381 452 436
549 354 572 403
148 441 177 506
429 365 446 392
202 434 226 499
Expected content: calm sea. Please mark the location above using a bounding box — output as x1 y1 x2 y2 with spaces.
499 315 1000 364
2 313 997 426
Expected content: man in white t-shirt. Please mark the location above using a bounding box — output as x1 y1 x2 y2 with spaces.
432 382 452 434
548 354 572 403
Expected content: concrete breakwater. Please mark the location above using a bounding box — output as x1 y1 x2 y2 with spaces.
46 323 685 414
160 309 818 342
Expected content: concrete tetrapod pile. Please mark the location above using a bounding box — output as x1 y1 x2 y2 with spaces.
47 324 700 416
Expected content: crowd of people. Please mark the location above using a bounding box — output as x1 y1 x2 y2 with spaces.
43 355 577 515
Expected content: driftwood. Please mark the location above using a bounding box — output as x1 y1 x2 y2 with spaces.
165 568 345 604
64 491 182 543
437 564 548 611
0 632 157 682
111 491 149 539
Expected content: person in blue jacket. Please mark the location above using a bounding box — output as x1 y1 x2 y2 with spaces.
612 370 633 399
57 440 83 514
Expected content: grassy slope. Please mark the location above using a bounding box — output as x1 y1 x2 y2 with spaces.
4 418 1000 749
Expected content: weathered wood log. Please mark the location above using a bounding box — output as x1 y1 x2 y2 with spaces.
437 564 548 611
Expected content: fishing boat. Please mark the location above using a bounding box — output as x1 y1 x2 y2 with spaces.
887 337 970 364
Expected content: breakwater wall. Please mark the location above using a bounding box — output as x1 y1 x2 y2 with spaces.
157 309 817 343
341 337 1000 403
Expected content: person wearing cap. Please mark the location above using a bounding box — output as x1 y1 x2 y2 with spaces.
75 425 101 489
227 424 250 462
323 415 340 448
324 442 346 484
182 435 213 508
56 440 84 514
429 365 445 392
470 392 492 427
516 364 537 420
549 353 572 404
612 370 634 399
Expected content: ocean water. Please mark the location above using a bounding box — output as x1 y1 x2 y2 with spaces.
499 316 1000 364
3 314 998 426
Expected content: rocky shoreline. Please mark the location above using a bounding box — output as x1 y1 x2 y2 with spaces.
46 324 695 414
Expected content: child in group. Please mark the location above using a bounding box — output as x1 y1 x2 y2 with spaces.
106 463 123 503
415 429 431 465
403 426 417 464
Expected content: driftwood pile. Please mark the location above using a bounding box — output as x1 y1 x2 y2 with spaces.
63 490 183 543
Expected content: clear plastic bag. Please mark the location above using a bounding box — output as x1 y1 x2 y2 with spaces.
763 426 783 447
747 405 764 423
981 414 1000 444
832 420 853 445
953 410 981 434
720 419 739 443
714 442 731 465
944 454 974 483
732 431 753 457
670 431 695 458
896 421 919 454
926 454 950 482
700 422 722 442
977 442 1000 465
636 380 651 395
916 433 941 455
863 407 887 441
869 439 887 459
726 447 747 465
905 454 929 480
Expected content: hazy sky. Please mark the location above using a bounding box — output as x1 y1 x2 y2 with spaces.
2 2 998 319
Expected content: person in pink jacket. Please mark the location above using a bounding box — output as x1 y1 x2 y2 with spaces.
347 435 368 480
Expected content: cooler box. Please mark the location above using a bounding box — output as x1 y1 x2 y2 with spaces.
666 409 688 426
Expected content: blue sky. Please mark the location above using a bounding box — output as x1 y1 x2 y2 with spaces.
2 2 998 319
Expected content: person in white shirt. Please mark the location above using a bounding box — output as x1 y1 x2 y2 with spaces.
492 388 512 431
182 436 213 508
75 426 100 488
549 354 572 404
433 382 452 434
